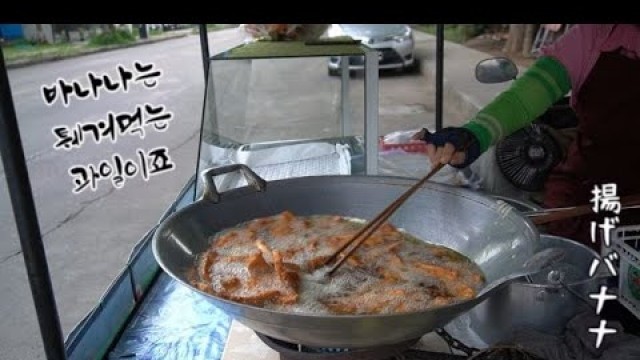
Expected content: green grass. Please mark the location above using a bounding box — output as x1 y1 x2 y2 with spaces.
131 27 169 39
1 40 85 62
413 25 472 44
88 29 136 47
207 24 235 31
2 28 186 64
149 28 164 36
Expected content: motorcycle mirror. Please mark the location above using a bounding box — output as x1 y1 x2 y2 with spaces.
475 57 519 83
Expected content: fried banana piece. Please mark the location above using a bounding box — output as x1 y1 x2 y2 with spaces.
197 251 217 280
306 237 319 252
255 239 272 261
377 223 399 235
195 281 213 294
212 231 238 248
269 211 296 237
221 277 241 291
470 272 485 286
320 298 358 314
270 223 292 237
321 287 427 315
363 240 403 259
326 234 352 249
272 250 300 291
272 250 285 277
448 283 476 300
279 211 296 221
214 250 299 306
277 291 299 305
330 215 344 223
363 234 385 247
247 217 273 232
223 290 283 306
389 253 404 267
346 254 363 267
377 267 401 282
432 296 452 307
268 211 297 237
431 246 466 262
413 262 459 281
247 252 272 278
305 255 332 271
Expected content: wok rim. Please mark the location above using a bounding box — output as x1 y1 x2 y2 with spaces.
152 175 539 320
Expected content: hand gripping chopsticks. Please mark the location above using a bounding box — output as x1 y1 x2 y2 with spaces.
322 162 448 277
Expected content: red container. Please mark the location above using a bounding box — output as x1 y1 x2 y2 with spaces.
379 138 428 153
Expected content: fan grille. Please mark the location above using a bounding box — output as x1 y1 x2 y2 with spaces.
495 124 562 192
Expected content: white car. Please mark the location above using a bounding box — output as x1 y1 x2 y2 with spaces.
326 24 417 75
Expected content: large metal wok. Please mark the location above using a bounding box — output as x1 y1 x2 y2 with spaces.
152 164 539 348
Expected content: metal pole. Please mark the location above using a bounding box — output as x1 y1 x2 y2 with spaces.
364 49 379 175
435 24 444 131
199 24 211 80
0 48 66 359
340 56 351 136
194 23 212 201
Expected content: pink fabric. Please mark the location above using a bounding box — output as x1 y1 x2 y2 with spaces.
541 24 640 108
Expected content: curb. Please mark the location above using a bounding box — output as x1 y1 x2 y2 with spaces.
417 38 482 121
6 33 190 70
413 30 520 124
419 58 482 120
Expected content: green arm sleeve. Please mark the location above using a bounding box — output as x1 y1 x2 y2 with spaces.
462 56 572 152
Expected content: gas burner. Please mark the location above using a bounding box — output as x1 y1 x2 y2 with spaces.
255 332 466 360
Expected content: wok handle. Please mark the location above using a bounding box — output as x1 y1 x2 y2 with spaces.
524 193 640 225
201 164 267 203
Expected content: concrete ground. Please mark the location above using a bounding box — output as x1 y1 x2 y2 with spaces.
1 28 500 359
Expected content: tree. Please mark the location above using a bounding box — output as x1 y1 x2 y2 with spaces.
100 24 117 33
522 24 537 57
503 24 525 54
503 24 537 57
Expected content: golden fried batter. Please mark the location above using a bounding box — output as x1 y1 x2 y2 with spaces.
191 212 485 315
413 262 460 282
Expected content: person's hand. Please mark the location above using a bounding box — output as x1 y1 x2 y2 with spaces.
413 127 481 168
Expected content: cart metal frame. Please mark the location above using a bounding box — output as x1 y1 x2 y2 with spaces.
0 24 446 360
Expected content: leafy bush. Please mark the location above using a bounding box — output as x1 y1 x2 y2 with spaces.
88 29 135 46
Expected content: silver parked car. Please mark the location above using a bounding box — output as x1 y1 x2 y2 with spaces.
326 24 417 75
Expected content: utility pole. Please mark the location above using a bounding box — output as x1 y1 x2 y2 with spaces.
139 24 148 39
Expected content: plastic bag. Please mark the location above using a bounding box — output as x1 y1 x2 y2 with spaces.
378 150 480 188
382 129 423 144
378 129 480 188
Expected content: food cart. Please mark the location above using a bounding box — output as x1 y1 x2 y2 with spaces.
1 24 639 360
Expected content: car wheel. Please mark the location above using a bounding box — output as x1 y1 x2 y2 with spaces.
405 57 421 74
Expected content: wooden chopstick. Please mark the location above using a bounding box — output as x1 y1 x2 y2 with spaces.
324 162 447 276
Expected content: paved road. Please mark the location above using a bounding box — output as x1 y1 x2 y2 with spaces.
0 29 452 359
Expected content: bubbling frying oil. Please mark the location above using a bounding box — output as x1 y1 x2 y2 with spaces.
190 212 486 315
